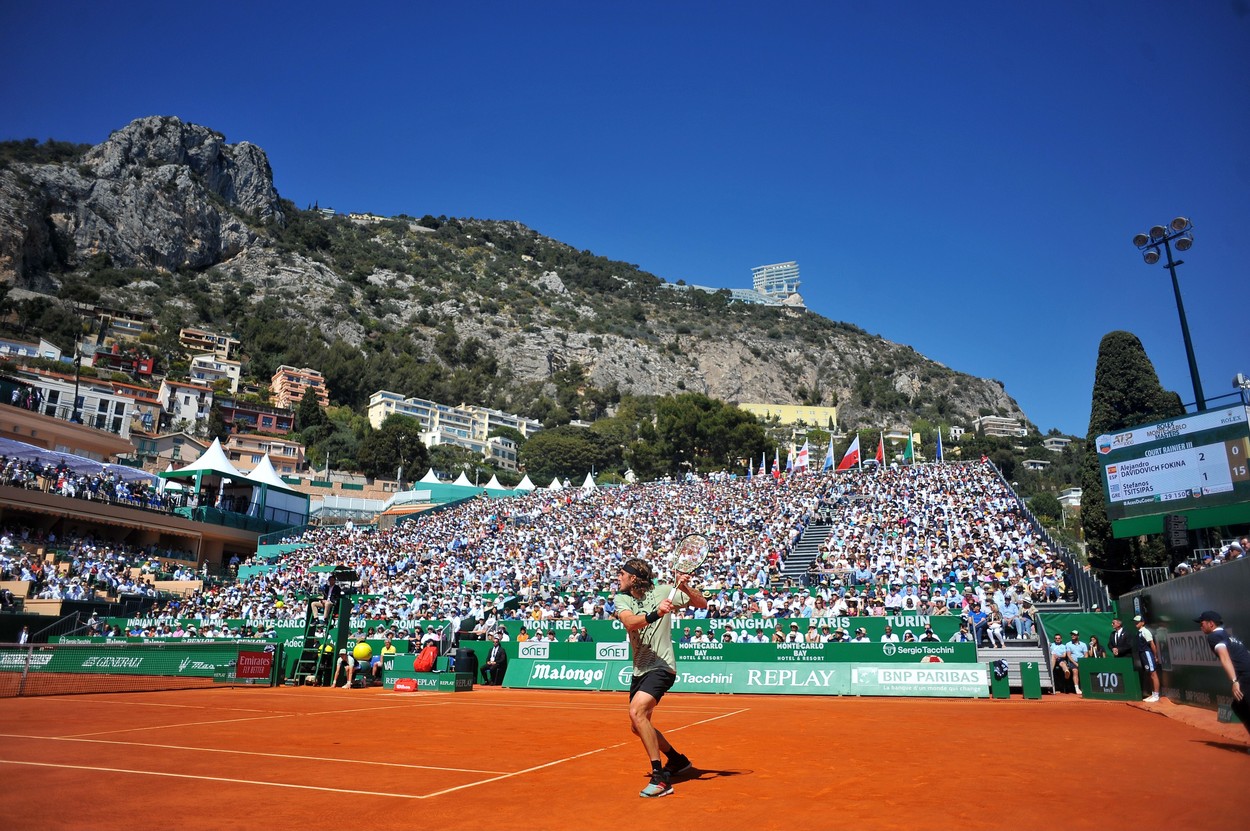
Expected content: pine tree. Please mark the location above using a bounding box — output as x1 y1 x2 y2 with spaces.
1079 331 1185 594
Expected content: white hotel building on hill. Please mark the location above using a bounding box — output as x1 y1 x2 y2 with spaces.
366 391 542 471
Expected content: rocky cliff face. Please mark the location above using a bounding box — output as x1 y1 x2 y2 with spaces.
0 116 1027 430
0 116 282 283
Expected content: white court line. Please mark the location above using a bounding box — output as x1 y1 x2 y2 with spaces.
0 759 430 799
40 698 281 714
422 706 751 798
0 706 751 800
0 734 508 774
59 700 453 738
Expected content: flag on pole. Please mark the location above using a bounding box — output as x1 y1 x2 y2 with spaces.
772 447 781 479
822 440 835 471
935 428 944 463
795 440 810 471
785 446 794 474
903 430 915 464
836 435 861 471
875 432 885 465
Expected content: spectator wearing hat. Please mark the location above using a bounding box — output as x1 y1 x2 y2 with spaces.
1066 630 1087 693
1050 632 1077 694
850 628 870 643
1195 611 1250 739
1001 596 1021 639
1135 615 1160 702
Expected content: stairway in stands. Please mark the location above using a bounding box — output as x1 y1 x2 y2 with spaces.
776 522 832 586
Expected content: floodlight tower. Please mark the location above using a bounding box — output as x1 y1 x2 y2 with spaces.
1133 217 1204 410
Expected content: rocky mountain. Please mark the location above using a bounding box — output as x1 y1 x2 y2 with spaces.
0 116 1026 431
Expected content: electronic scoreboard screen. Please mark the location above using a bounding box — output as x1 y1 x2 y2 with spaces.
1097 403 1250 537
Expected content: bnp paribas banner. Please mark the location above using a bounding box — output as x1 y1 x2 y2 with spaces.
503 658 987 697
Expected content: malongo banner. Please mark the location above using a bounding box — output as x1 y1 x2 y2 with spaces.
502 658 988 697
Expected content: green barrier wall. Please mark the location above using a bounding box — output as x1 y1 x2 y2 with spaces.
464 640 978 664
1122 558 1250 721
456 639 984 697
499 658 988 697
1077 657 1142 701
0 643 268 678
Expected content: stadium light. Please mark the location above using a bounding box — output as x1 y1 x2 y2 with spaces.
1132 217 1205 410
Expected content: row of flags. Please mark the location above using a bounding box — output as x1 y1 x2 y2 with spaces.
746 428 946 478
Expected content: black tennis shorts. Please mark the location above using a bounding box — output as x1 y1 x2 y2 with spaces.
629 669 677 702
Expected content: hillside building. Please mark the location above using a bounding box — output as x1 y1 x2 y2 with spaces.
973 415 1027 438
179 328 240 361
270 365 329 409
751 261 802 298
738 403 838 429
188 354 242 393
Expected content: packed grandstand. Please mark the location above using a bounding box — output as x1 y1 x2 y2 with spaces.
2 461 1085 643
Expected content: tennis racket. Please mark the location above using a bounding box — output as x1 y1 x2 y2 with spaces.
667 533 710 601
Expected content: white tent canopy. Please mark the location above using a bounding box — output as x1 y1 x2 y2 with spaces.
581 472 596 490
419 468 441 484
163 438 246 480
158 438 308 527
515 474 535 491
452 471 474 487
483 474 504 490
546 476 564 491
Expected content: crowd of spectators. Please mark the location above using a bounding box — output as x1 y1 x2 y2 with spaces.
0 526 190 604
1173 536 1247 576
110 462 1075 642
1 456 181 513
2 460 1094 654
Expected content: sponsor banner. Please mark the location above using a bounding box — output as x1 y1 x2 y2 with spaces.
849 664 988 697
471 640 975 665
380 671 473 692
235 649 274 680
0 645 253 677
503 659 987 697
500 614 966 643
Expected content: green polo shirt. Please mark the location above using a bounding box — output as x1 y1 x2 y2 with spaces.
614 584 690 677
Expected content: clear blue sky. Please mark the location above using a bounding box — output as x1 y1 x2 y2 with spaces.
2 1 1246 436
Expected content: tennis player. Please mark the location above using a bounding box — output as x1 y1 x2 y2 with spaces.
614 556 707 798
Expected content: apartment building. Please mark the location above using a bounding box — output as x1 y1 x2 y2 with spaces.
224 433 304 476
179 328 240 361
215 398 295 436
158 379 213 430
188 354 242 393
270 365 329 409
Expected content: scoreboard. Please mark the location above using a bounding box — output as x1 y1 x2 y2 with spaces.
1097 404 1250 537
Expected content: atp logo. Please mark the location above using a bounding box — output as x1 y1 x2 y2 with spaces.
882 643 897 657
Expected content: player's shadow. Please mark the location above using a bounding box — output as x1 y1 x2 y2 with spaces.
680 768 749 782
1195 739 1250 756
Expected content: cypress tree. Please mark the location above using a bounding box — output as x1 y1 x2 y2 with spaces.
1079 331 1185 595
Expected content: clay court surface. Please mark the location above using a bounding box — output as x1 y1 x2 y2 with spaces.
1 686 1247 830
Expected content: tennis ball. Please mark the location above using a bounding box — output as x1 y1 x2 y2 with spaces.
353 642 372 662
275 600 284 608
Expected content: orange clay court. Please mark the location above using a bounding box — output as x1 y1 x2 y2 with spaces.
0 685 1247 831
